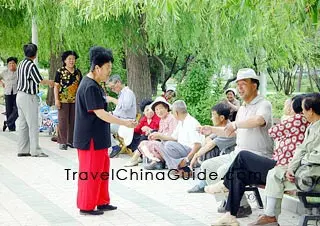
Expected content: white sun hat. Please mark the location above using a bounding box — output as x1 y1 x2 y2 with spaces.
150 96 171 111
235 68 260 82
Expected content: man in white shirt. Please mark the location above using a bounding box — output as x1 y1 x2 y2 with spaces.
107 74 137 157
151 100 204 175
199 68 273 220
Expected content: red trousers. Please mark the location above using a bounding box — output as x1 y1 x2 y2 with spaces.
77 139 110 210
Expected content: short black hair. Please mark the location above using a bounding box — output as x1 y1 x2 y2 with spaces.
211 103 230 120
140 98 153 112
291 94 305 114
23 43 38 58
7 57 18 64
303 92 320 115
226 90 235 96
166 89 176 97
251 78 260 90
61 50 78 66
152 102 170 112
89 46 114 72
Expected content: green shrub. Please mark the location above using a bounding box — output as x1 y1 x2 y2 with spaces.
176 62 224 125
266 93 290 119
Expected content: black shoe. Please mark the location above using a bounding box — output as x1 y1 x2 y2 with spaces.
236 205 252 218
109 145 121 158
217 200 252 217
217 200 227 213
31 153 49 157
187 185 205 193
9 128 16 132
67 143 74 148
2 121 7 132
97 204 117 211
79 210 104 215
144 161 165 170
59 144 68 150
17 153 31 157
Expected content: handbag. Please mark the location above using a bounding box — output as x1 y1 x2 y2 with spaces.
295 164 320 192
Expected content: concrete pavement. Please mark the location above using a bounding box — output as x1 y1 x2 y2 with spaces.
0 105 301 226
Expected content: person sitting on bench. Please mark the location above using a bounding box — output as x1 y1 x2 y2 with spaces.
248 92 320 226
209 94 309 226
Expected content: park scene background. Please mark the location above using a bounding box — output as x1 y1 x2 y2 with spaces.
1 0 320 123
1 1 320 226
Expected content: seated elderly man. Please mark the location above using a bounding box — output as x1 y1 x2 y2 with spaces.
153 100 204 175
199 68 274 219
107 74 137 158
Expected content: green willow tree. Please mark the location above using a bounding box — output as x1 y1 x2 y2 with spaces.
1 0 319 104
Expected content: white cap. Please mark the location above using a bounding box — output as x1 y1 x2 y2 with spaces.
235 68 260 82
225 88 237 95
150 96 171 111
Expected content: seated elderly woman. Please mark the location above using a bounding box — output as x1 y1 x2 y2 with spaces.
209 94 309 226
124 96 178 169
124 100 160 166
248 92 320 226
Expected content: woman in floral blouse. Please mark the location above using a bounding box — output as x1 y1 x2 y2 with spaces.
269 94 309 166
54 51 82 150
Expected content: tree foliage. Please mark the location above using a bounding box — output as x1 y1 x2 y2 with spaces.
1 0 320 98
177 62 223 125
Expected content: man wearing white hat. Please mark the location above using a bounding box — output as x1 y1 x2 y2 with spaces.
198 68 274 224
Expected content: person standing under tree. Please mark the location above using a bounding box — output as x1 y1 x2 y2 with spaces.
16 43 54 157
0 57 19 132
54 50 82 150
73 46 137 215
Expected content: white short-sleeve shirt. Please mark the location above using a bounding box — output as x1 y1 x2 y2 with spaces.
235 95 274 157
171 114 204 149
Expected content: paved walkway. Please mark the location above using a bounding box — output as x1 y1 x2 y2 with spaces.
0 105 300 226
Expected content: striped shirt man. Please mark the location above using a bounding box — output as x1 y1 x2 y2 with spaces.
17 58 43 95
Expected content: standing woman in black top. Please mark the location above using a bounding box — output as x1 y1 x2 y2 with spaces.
73 46 136 215
54 51 82 150
16 43 54 157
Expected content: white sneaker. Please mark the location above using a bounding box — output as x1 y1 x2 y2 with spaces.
205 181 229 194
124 158 139 167
211 213 239 226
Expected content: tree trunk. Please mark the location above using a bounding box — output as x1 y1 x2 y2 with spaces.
126 47 152 113
223 76 237 90
306 62 314 92
296 65 303 92
313 67 320 91
46 53 62 106
150 72 158 96
32 17 38 66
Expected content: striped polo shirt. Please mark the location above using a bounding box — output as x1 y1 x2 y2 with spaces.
17 58 43 94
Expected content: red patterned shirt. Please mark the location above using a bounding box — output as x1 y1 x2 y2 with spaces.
269 114 309 166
